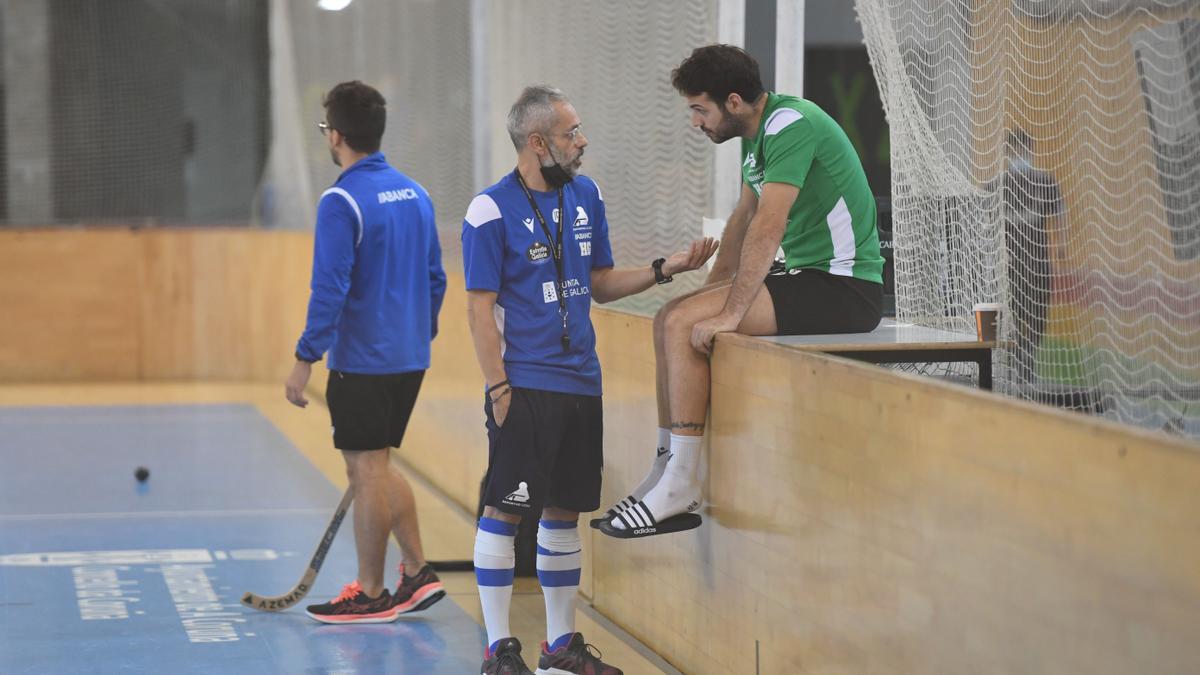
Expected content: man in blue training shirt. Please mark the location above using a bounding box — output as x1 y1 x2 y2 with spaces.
463 85 718 675
285 81 448 624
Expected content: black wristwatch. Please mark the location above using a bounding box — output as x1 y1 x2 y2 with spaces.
652 258 673 285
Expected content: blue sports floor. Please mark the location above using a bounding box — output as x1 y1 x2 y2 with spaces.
0 403 484 674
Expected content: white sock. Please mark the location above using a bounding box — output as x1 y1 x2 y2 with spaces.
474 518 516 651
613 434 702 530
665 433 701 479
537 520 581 650
629 428 673 501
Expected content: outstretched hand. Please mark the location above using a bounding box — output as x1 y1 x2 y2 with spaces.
664 237 719 276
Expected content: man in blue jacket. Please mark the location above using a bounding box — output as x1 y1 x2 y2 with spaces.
285 81 448 624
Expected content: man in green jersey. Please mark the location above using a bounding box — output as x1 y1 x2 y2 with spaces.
596 44 884 539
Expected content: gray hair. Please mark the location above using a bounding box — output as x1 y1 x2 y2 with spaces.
506 85 568 151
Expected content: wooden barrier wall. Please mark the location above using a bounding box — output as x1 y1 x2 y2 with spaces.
399 274 1200 675
6 234 1198 673
0 228 311 381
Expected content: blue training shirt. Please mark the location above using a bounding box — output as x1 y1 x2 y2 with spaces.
296 153 447 374
461 171 614 396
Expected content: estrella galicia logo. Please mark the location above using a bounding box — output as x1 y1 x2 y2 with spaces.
527 241 550 263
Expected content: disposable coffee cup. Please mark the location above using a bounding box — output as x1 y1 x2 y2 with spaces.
973 303 1000 342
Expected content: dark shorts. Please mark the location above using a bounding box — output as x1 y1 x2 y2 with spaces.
326 369 425 451
481 387 603 516
763 267 883 335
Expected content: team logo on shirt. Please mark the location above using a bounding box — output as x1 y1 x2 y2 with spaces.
572 206 589 229
527 241 550 263
377 188 418 203
744 152 763 184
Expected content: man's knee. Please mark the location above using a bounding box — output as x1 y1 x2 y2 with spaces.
540 506 579 523
482 505 522 524
654 295 684 333
663 300 703 339
343 448 388 485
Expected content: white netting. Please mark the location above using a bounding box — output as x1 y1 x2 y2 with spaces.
264 0 718 313
262 0 476 260
856 0 1200 438
4 1 720 315
1 0 269 225
478 0 719 315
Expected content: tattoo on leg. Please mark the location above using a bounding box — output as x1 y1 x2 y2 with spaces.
670 421 705 431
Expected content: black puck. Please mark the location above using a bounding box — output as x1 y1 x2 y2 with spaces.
135 466 150 482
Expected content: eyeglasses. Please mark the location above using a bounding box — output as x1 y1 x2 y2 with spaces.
316 121 332 135
559 125 583 142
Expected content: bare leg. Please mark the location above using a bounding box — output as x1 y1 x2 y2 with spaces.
653 302 672 429
621 283 777 526
596 283 734 523
481 505 521 524
653 280 732 427
343 448 394 598
661 282 770 434
386 461 427 572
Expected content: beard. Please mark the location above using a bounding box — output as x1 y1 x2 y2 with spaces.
329 146 341 167
544 143 583 179
699 108 745 144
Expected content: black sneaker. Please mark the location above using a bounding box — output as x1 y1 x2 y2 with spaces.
536 632 623 674
392 563 446 614
481 637 534 675
304 581 397 624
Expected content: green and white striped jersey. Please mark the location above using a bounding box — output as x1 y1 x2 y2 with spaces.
741 92 884 284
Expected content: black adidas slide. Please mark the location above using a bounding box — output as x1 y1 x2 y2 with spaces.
589 495 636 529
596 500 702 539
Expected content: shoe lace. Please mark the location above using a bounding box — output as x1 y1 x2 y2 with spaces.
581 641 605 663
495 651 527 673
333 581 362 604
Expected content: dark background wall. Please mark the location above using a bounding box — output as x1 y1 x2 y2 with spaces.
2 0 269 226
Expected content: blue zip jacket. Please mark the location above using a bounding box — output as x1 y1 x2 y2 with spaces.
296 153 446 374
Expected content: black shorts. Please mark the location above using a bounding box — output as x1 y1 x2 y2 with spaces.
481 387 603 516
326 369 425 451
763 267 883 335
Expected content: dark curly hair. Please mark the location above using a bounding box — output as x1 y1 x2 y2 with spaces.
323 81 386 154
671 44 765 108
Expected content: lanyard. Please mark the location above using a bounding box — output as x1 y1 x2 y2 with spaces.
513 169 570 353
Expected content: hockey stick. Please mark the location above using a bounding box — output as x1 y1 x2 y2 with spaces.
428 559 473 572
241 487 353 612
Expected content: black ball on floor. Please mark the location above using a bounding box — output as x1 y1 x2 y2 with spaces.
135 466 150 483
